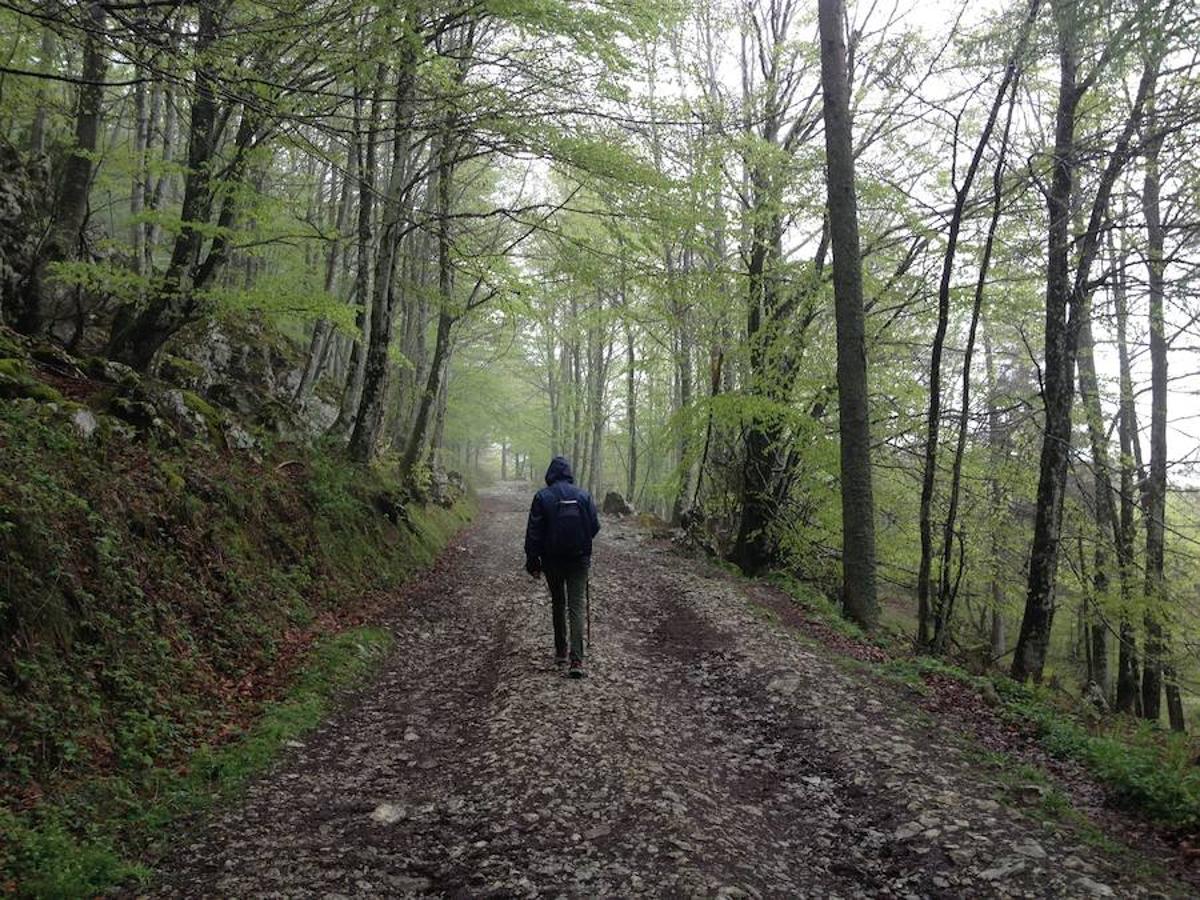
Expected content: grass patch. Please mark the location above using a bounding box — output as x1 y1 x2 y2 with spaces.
993 679 1200 830
0 627 391 898
765 572 867 642
879 655 983 692
145 626 392 829
0 814 143 900
879 656 1200 831
747 601 781 626
966 746 1166 879
745 554 1200 838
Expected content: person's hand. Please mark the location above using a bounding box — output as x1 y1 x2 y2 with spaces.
525 557 542 579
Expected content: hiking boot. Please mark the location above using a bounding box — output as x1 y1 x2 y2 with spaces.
568 660 585 679
554 653 569 667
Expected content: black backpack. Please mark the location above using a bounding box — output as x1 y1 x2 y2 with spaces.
545 490 590 559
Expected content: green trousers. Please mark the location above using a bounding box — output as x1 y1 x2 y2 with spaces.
544 561 588 663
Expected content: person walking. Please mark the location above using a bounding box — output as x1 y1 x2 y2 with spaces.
524 456 600 679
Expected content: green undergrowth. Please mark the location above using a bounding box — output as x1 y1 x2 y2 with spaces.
1 627 392 898
997 677 1200 830
884 656 1200 831
965 747 1162 874
766 573 867 642
766 572 914 654
0 375 473 896
750 564 1200 835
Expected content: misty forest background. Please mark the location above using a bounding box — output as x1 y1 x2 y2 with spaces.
3 0 1200 735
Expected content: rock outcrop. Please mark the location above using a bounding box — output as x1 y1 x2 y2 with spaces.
602 490 633 516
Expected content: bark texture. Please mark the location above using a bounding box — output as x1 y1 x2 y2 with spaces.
819 0 877 630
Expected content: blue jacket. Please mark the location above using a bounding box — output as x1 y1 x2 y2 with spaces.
524 456 600 566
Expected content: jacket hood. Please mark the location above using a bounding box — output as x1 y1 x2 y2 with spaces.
544 456 574 486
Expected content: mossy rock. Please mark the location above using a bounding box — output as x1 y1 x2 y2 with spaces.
181 390 220 425
222 420 260 454
254 397 306 440
0 326 28 358
0 357 64 403
157 460 187 494
0 357 29 379
30 341 80 372
179 389 225 442
108 396 161 430
158 354 206 388
125 388 220 448
55 401 102 440
83 356 141 390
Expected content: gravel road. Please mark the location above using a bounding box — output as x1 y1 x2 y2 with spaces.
140 485 1186 899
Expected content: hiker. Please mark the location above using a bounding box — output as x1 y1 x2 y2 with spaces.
524 456 601 679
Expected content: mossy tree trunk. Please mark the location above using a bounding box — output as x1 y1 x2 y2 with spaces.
20 0 107 336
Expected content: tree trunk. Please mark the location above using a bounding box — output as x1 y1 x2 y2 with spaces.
816 0 883 628
571 296 583 471
131 69 149 279
672 302 693 525
931 56 1026 654
1076 312 1118 695
296 134 357 403
819 0 877 630
983 326 1007 663
427 345 451 467
547 331 562 458
402 311 454 475
559 341 572 458
625 320 637 502
1010 5 1078 682
588 321 608 497
1117 619 1142 716
693 346 723 510
28 24 56 155
1012 10 1154 682
400 115 456 476
332 69 382 436
395 227 431 439
146 72 177 266
348 50 419 463
732 195 786 574
1165 675 1185 732
579 312 596 491
1111 231 1141 715
1141 88 1167 724
20 0 107 335
53 0 106 252
919 0 1039 648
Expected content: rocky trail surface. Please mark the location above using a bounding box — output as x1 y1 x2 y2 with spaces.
139 486 1188 899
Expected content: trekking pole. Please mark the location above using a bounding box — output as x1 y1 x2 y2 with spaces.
587 577 592 650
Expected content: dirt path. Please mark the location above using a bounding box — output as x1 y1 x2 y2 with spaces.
142 486 1185 898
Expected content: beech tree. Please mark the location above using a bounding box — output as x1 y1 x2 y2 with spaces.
819 0 877 628
1011 1 1162 684
18 0 107 338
